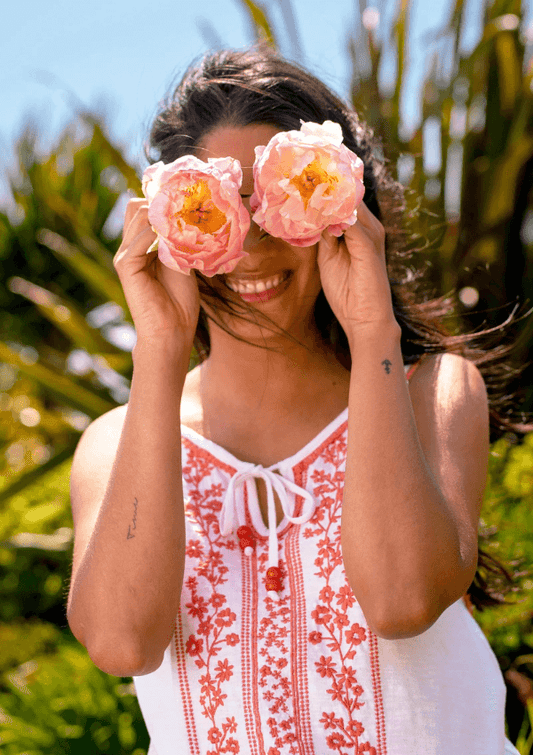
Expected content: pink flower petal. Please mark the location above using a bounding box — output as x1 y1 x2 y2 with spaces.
142 155 250 277
251 120 365 245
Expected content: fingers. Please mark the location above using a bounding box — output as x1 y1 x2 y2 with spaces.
339 202 385 254
352 201 385 241
114 201 157 271
123 202 156 248
317 228 339 266
123 197 147 233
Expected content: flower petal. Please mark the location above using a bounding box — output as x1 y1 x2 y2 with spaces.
141 155 250 276
251 120 365 245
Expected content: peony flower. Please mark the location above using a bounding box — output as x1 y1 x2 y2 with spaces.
250 120 365 247
142 155 251 276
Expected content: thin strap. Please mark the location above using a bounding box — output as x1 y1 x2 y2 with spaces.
405 360 421 381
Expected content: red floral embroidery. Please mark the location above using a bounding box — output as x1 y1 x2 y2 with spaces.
256 560 300 754
174 414 390 755
186 635 204 656
306 434 378 755
309 631 322 645
181 444 241 753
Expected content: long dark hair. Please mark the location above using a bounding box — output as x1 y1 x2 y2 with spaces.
147 44 533 609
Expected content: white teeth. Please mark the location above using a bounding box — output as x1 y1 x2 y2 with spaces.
227 273 287 294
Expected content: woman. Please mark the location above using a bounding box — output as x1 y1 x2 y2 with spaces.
66 46 525 754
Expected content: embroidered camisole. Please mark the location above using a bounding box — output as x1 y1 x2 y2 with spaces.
132 362 519 755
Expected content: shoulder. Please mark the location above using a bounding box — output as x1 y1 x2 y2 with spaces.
406 352 489 534
407 352 488 409
70 404 128 503
406 352 489 463
73 404 128 460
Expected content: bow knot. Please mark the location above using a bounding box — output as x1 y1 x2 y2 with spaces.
218 463 317 597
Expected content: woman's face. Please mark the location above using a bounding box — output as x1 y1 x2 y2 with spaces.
197 124 324 345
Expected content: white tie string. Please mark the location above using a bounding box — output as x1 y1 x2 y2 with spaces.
219 463 317 598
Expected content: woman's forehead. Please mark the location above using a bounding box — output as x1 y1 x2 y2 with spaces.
199 124 281 188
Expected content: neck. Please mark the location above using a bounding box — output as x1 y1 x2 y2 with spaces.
198 316 349 418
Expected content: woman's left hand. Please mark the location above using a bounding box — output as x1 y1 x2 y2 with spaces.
317 202 399 345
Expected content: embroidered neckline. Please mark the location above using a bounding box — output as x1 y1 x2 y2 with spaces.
180 405 349 475
180 363 416 553
180 362 415 474
181 406 349 543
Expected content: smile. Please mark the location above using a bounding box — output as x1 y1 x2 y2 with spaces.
226 271 291 294
225 271 292 303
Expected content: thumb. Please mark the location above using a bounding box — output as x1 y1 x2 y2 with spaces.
317 229 340 267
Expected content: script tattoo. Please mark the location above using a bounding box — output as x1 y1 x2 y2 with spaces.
381 359 392 374
127 497 138 540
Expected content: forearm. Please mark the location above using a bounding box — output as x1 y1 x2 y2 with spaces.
342 325 464 638
68 341 190 672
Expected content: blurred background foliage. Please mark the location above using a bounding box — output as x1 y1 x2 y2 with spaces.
1 0 533 751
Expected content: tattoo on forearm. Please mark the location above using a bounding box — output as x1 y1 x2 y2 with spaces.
381 359 392 374
127 497 138 540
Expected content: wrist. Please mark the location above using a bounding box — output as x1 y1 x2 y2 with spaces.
133 336 194 380
133 332 193 361
346 319 402 354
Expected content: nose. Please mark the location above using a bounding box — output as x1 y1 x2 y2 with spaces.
241 197 266 251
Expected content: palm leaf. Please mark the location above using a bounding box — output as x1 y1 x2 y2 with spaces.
7 277 114 353
36 229 129 313
482 135 533 227
390 0 410 142
236 0 278 46
272 0 302 60
0 341 115 417
85 118 142 195
0 444 78 506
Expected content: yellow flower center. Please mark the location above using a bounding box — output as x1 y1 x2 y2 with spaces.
289 157 338 209
175 179 227 235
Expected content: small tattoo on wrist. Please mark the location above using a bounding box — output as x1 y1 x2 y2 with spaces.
381 359 392 374
127 497 138 540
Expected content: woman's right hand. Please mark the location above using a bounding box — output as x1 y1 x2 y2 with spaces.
113 198 201 348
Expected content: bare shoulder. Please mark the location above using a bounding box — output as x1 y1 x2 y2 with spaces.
70 363 199 533
406 352 489 456
69 405 129 583
407 352 487 408
179 364 204 432
406 352 489 535
70 404 128 503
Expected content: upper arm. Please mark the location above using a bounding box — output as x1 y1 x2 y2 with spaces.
67 405 127 615
407 353 489 573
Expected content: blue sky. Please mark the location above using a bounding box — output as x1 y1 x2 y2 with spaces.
2 0 531 203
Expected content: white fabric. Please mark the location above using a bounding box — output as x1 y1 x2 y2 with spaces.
219 462 317 571
133 362 515 755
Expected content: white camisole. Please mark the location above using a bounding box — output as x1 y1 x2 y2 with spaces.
133 362 519 755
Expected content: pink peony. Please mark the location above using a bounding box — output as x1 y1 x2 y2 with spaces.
250 120 365 247
142 155 251 276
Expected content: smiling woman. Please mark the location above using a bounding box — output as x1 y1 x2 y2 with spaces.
65 44 528 755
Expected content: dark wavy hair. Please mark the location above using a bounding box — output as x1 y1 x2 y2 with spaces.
147 44 533 610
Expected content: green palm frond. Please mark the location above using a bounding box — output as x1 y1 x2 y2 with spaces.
236 0 278 47
0 341 115 418
0 444 77 506
36 229 129 313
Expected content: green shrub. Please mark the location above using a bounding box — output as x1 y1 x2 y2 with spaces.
0 640 149 754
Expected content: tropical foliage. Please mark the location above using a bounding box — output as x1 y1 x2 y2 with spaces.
1 0 533 751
